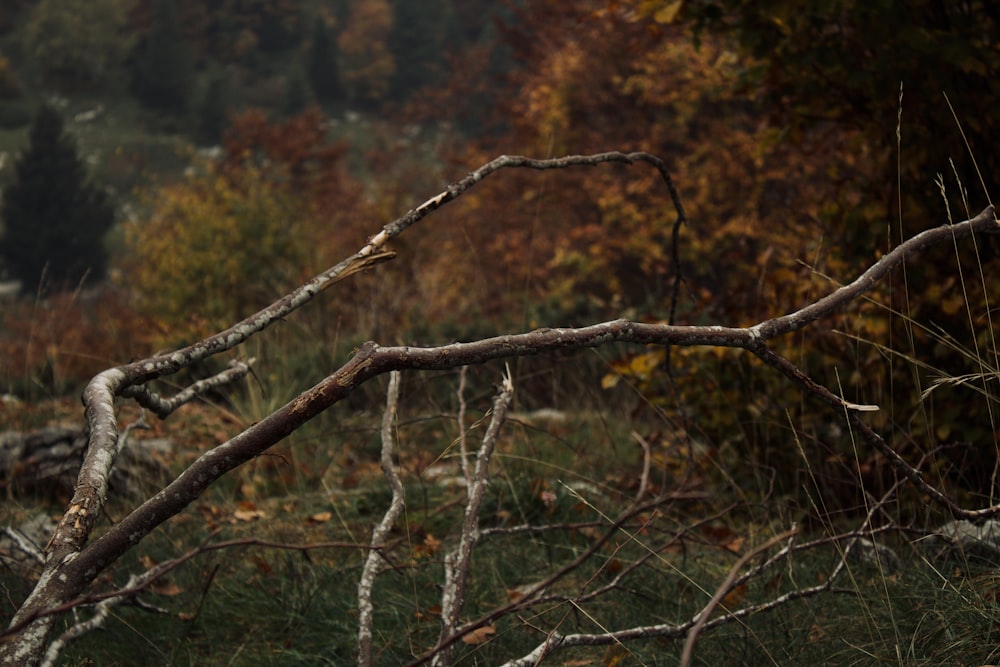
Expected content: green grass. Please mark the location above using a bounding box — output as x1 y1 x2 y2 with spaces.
0 383 991 666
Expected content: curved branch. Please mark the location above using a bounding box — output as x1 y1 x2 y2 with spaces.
63 206 1000 586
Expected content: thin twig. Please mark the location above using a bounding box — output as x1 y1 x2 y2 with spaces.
456 366 472 492
434 369 515 666
679 528 798 667
121 359 254 419
358 371 403 667
631 431 652 504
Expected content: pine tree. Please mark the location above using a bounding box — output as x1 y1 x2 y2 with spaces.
195 70 230 145
0 104 115 292
305 18 343 106
282 65 313 118
389 0 453 100
130 0 194 115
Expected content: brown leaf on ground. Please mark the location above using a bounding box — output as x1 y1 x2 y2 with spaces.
461 625 496 644
151 581 183 596
233 507 266 521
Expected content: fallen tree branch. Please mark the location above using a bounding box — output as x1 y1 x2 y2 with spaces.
2 142 995 664
679 528 798 667
121 359 254 419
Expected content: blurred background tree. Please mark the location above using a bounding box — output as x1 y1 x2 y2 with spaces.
337 0 395 106
130 0 195 117
304 15 343 107
0 104 114 293
24 0 136 88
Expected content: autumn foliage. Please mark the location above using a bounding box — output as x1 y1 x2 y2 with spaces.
2 0 997 502
396 0 999 500
122 108 371 345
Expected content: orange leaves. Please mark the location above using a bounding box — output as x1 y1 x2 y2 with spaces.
0 287 152 394
222 108 348 206
414 533 442 559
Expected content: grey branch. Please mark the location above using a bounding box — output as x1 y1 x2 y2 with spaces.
357 371 404 667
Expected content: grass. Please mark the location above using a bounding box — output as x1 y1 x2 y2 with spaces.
4 355 999 667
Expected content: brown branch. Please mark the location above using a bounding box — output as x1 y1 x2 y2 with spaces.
679 528 798 667
52 206 999 614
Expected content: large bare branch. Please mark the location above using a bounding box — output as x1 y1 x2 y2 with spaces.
2 151 684 665
2 141 995 664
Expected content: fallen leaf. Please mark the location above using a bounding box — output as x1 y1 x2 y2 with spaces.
414 533 441 557
722 582 746 607
308 511 333 524
701 524 738 545
252 555 273 575
602 558 623 576
461 625 496 645
726 536 746 553
415 604 442 620
233 508 266 522
152 581 183 596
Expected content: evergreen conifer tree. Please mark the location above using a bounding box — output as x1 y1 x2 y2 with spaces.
282 65 312 118
130 0 194 115
305 19 343 105
389 0 452 100
0 104 114 292
194 70 230 145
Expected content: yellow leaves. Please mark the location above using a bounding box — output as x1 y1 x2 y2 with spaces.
653 0 684 24
123 163 314 345
602 348 666 389
522 41 588 150
637 0 685 24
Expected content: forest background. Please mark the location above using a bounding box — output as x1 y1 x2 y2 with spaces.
2 0 1000 664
